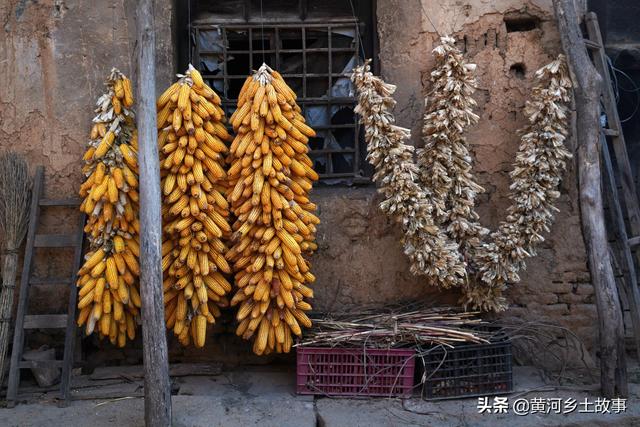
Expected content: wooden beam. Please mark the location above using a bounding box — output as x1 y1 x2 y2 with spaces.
33 234 78 248
23 314 68 329
136 0 172 425
553 0 628 397
60 211 86 406
585 13 640 237
601 134 640 359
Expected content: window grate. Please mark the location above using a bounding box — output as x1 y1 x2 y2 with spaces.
191 21 368 181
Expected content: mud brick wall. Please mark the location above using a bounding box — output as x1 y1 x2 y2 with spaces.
378 0 596 357
0 0 598 365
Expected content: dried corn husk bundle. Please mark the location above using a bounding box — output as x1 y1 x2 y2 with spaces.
352 60 465 288
418 36 488 260
467 56 573 311
158 65 233 348
226 64 319 355
77 69 140 347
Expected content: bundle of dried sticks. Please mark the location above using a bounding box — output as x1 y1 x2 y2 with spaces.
297 305 489 348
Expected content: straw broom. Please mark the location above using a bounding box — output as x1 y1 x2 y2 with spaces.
0 153 32 388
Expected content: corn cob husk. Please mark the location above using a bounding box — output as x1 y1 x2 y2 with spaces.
226 64 319 355
351 60 465 288
158 65 232 348
77 69 140 347
467 55 573 311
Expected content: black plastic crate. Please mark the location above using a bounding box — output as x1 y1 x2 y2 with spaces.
418 332 513 399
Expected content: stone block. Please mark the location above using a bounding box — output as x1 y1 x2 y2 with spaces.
575 284 595 295
546 282 574 294
570 304 598 318
531 293 559 305
558 292 588 304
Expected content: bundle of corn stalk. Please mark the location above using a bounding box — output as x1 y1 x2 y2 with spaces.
226 64 319 355
418 35 488 259
158 65 233 348
297 305 488 348
469 56 573 311
351 60 465 288
77 69 141 347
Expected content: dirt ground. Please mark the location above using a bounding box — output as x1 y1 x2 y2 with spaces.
0 365 639 426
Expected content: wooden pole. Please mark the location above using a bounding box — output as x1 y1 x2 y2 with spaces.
136 0 172 424
553 0 628 397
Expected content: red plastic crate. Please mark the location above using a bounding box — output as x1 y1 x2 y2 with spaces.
296 347 415 397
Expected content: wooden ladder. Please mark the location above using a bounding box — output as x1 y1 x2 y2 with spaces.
5 166 85 407
584 12 640 358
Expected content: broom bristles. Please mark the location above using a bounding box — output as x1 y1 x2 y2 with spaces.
0 152 32 251
0 152 32 389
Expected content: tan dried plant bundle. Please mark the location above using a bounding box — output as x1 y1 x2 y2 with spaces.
0 152 32 387
298 305 488 348
418 36 488 260
417 38 572 311
354 38 572 312
351 60 465 288
468 56 573 311
76 69 141 347
0 153 31 252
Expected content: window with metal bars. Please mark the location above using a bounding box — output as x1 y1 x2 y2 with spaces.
179 0 376 183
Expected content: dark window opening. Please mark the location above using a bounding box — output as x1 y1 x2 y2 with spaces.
504 14 540 33
178 0 377 184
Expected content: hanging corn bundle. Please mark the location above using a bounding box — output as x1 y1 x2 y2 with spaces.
158 65 233 348
226 64 319 355
418 36 488 260
351 60 465 289
416 39 572 311
77 69 140 347
469 56 573 311
354 42 572 313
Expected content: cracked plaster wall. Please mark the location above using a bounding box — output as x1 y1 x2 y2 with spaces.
0 0 598 365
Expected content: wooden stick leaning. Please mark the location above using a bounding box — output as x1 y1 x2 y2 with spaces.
136 0 172 423
552 0 627 398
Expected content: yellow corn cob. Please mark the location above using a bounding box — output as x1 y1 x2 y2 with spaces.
158 82 180 108
120 143 137 169
81 248 106 273
94 131 115 159
105 256 118 289
195 314 206 348
177 83 191 112
122 78 134 107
